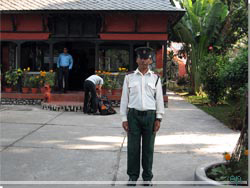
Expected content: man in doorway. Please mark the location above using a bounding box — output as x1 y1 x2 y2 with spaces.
83 74 103 114
57 47 73 93
120 47 165 186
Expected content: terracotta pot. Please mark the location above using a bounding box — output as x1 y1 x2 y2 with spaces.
40 87 46 94
31 88 38 94
22 87 29 93
4 87 12 93
112 88 122 95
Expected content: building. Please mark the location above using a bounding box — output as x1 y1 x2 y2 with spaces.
0 0 185 92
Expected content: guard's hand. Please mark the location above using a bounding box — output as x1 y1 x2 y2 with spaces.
154 120 161 133
122 121 129 132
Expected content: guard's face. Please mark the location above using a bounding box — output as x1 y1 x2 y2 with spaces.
136 57 152 69
63 48 68 53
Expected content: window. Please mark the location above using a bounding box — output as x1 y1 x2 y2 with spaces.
21 42 49 71
98 49 129 72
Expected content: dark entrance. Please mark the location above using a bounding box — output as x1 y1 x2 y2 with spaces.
69 42 95 91
54 42 95 91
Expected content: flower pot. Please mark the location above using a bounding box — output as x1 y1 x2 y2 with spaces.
4 87 12 93
195 161 229 186
40 87 46 94
31 88 38 94
22 87 29 93
112 88 122 95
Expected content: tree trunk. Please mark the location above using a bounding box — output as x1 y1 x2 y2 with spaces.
231 91 248 161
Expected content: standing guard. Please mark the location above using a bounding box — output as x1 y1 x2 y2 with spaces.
120 47 165 186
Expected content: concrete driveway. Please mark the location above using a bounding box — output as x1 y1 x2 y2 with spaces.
0 92 240 187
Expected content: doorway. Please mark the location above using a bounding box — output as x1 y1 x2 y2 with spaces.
54 42 95 91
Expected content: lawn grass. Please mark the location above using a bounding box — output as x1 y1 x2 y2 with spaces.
177 91 237 130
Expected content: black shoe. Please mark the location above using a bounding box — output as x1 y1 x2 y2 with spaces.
127 178 137 186
143 181 153 186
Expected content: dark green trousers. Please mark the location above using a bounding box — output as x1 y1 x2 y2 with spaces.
127 108 156 181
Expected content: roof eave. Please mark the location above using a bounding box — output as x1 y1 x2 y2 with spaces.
0 9 186 14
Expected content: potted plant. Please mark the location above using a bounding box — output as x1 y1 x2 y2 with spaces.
29 75 40 93
39 71 46 93
195 149 248 186
21 67 31 93
44 70 55 91
4 68 21 92
102 75 112 96
111 79 122 95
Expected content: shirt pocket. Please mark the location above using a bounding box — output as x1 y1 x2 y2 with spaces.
128 82 139 96
146 82 156 97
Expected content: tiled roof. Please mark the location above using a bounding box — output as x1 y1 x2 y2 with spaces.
0 0 185 12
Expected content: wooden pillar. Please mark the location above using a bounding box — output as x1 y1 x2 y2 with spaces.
49 42 54 70
95 42 100 70
0 43 2 71
129 43 134 71
16 42 22 92
0 43 2 92
163 42 167 95
16 42 21 69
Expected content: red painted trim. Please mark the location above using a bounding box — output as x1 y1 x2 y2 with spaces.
100 33 168 40
17 14 43 31
0 15 12 31
0 32 50 40
138 14 168 32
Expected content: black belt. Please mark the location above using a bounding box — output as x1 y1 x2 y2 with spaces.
128 108 156 116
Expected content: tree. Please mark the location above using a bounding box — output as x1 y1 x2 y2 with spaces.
213 0 248 54
171 0 228 93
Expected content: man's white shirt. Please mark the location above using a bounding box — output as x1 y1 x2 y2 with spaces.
86 75 104 85
120 68 165 122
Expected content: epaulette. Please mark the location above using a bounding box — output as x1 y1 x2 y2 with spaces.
152 72 161 77
126 71 134 75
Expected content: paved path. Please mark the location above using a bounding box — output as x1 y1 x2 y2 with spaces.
0 92 240 187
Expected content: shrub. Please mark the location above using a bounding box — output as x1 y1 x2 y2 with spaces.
221 47 248 100
229 90 248 130
177 75 189 86
200 54 226 105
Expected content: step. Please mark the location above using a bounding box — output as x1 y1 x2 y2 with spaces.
1 92 168 110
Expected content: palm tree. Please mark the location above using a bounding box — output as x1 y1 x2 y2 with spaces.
172 0 228 93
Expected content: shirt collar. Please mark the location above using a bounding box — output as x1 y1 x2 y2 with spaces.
135 68 153 76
